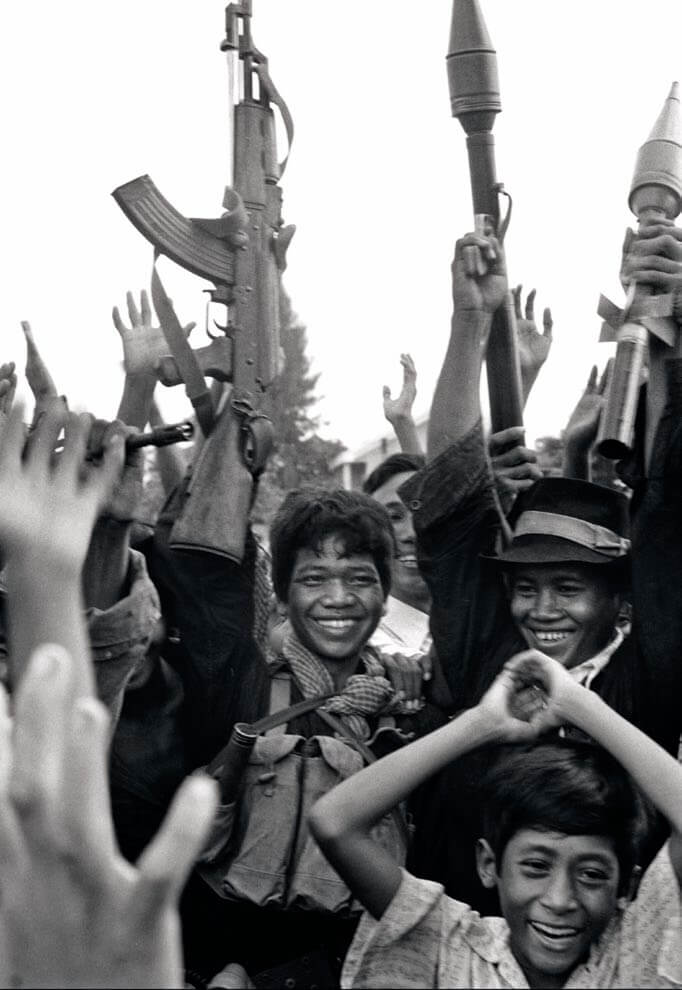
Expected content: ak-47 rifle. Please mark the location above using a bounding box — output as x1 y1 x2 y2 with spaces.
446 0 523 433
112 2 295 560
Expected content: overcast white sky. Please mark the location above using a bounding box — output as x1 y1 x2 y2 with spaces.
1 2 681 454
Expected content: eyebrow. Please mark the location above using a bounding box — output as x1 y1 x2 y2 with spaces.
517 845 616 868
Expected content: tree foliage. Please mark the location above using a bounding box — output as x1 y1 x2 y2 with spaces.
251 290 345 528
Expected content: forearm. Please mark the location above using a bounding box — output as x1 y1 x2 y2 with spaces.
7 553 94 697
311 705 499 842
427 310 490 461
521 367 540 408
116 373 157 431
566 688 682 836
389 414 424 456
82 519 131 612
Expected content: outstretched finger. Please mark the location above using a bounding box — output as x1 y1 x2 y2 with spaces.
599 358 614 395
585 365 598 393
382 385 391 400
112 306 127 335
524 289 536 321
512 285 522 320
0 402 26 465
140 290 152 327
126 291 141 327
542 307 553 337
184 321 197 339
133 773 218 921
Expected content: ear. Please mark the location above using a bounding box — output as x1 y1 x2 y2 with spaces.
476 838 499 890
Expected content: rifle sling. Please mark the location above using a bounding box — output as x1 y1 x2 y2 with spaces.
151 262 215 436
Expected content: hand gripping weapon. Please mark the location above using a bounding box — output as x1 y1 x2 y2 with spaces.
447 0 523 432
111 2 295 559
597 82 682 464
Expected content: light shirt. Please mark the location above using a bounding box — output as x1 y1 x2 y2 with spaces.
342 842 681 989
568 623 629 690
370 595 431 659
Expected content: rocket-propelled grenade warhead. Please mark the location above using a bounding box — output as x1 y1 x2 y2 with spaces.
629 81 682 219
446 0 501 131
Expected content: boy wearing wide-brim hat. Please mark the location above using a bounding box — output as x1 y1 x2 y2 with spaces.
398 226 682 913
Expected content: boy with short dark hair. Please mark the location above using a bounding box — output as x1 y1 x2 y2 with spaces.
310 650 682 989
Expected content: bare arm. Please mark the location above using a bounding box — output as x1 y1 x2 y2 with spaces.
309 667 540 919
382 353 423 455
508 650 682 886
427 234 507 460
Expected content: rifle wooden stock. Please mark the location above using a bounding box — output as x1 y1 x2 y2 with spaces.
169 397 254 562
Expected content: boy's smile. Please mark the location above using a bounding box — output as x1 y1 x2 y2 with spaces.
494 829 620 987
508 564 621 669
287 536 386 665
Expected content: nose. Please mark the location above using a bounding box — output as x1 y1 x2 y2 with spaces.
394 513 416 545
540 868 579 914
530 586 562 620
321 578 355 606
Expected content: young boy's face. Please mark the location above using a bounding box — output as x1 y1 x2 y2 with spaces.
493 828 620 986
286 534 386 662
508 564 621 669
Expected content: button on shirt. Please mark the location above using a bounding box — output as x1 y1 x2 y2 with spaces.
342 843 681 989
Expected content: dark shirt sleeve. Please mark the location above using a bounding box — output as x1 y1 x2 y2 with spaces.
398 421 523 709
625 358 682 755
148 514 269 769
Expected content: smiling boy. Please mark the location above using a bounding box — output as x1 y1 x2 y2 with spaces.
310 651 682 989
399 227 682 911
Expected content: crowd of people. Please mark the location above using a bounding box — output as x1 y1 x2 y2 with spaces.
0 208 680 990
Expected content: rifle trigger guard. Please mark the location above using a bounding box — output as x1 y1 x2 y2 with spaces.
495 184 513 243
231 396 274 476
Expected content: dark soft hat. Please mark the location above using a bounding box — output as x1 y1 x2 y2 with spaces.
490 477 631 566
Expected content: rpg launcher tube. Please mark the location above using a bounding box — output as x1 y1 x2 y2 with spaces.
596 324 648 460
447 0 523 432
598 82 682 459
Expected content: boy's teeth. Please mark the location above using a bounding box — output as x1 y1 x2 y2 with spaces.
534 631 569 643
317 619 354 629
531 921 578 937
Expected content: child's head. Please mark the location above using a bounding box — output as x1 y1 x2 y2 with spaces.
476 739 646 986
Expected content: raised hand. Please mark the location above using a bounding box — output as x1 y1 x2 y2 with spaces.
21 321 59 405
382 353 417 427
0 642 217 989
451 232 507 318
488 426 542 497
112 290 196 376
512 285 553 391
620 217 682 292
85 417 143 524
0 362 17 421
0 404 125 572
503 649 582 734
477 656 546 744
564 361 612 453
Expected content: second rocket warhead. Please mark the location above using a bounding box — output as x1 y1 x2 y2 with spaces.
629 81 682 219
446 0 501 130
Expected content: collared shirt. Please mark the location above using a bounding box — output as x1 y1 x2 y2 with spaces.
568 624 628 690
371 595 431 659
86 548 161 723
342 843 681 989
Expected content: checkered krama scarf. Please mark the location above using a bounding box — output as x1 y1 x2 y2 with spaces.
281 628 411 741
